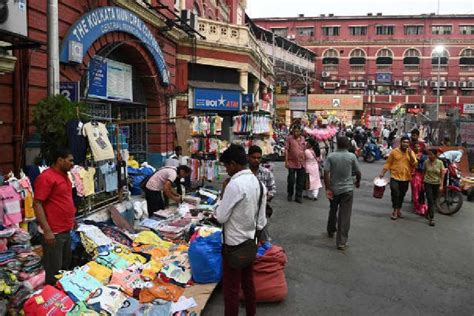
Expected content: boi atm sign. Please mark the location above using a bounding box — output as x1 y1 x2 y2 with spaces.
194 88 241 111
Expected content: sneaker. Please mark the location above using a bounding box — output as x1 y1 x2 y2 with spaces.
337 245 346 250
429 220 435 227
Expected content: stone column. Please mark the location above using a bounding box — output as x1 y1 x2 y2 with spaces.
239 70 248 94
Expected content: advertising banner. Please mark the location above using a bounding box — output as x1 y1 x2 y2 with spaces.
88 57 133 101
289 96 307 111
308 94 363 110
462 103 474 114
275 95 289 109
194 88 241 111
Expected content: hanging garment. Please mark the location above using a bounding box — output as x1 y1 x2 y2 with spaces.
66 119 87 165
78 168 96 197
82 122 115 161
0 185 22 226
99 162 118 192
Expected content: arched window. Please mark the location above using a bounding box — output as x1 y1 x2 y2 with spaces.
323 49 339 65
349 49 366 65
403 48 421 65
431 48 449 65
460 48 474 66
376 48 393 65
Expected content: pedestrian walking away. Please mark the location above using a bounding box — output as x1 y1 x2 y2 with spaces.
423 149 445 226
33 148 76 285
304 138 322 200
379 136 418 220
285 125 306 203
215 144 267 316
324 136 361 250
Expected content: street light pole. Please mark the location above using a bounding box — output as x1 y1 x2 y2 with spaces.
436 54 441 121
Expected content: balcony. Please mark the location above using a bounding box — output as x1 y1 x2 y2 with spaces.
196 18 273 74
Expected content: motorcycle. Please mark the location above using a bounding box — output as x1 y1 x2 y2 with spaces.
361 139 382 163
436 159 463 215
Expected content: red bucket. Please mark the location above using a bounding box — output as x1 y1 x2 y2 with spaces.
373 184 386 199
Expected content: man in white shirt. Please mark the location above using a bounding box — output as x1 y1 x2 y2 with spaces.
215 144 267 316
439 150 463 163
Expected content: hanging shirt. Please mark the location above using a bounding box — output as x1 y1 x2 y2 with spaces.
82 122 115 161
34 168 76 234
66 119 87 165
79 168 96 197
99 163 118 192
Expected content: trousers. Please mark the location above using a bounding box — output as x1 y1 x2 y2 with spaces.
287 167 306 199
143 187 165 217
327 191 354 246
390 178 410 209
424 182 440 220
222 257 256 316
42 232 72 285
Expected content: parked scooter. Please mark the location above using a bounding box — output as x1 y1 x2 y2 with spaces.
362 138 382 163
437 159 463 215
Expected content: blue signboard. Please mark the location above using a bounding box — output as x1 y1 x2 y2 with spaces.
59 6 169 85
88 58 107 99
289 96 307 111
242 93 254 107
376 73 392 83
60 82 80 102
194 88 241 111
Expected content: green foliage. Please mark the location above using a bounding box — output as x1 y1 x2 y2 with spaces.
32 95 85 163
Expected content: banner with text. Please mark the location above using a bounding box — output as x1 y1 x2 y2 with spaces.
308 94 363 110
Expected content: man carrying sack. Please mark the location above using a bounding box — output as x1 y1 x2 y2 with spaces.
215 144 267 316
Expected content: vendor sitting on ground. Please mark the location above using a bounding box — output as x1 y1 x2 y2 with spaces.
142 165 191 216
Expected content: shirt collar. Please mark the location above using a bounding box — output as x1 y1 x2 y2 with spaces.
231 169 253 180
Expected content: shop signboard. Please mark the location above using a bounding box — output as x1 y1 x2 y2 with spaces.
308 94 363 110
376 73 392 84
59 6 169 85
275 95 289 109
289 96 307 111
88 57 133 101
60 82 80 102
460 121 474 145
462 103 474 114
194 88 241 111
242 93 254 108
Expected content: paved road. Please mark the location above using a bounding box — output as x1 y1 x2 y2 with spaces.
202 160 474 316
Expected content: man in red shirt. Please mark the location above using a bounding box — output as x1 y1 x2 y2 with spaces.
34 148 75 285
285 125 306 203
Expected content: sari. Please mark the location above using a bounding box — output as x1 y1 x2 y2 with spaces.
411 153 428 216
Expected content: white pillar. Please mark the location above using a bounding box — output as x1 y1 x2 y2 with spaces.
179 0 186 11
47 0 60 95
239 70 248 94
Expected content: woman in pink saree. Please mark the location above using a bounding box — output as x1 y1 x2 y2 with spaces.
411 143 428 215
304 139 323 200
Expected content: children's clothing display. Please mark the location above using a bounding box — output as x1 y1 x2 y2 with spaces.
189 159 220 182
66 119 87 165
78 168 96 197
23 285 74 315
233 114 272 134
99 162 118 192
190 115 223 136
82 122 115 161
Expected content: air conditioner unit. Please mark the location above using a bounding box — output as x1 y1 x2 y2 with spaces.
439 81 447 88
459 81 468 88
403 81 411 87
340 79 348 85
420 80 429 87
286 34 296 40
0 0 28 36
335 82 341 88
468 81 474 88
448 81 457 88
350 82 358 88
322 71 330 78
394 80 403 86
430 81 438 88
358 82 366 88
320 82 325 88
368 80 376 86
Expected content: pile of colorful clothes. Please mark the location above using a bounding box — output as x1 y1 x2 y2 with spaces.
20 221 220 315
0 227 45 314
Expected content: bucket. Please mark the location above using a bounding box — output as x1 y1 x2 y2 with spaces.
373 177 388 199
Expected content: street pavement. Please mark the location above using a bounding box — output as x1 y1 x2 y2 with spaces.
202 160 474 316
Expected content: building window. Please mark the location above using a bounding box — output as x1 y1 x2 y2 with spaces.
460 48 474 66
376 48 393 65
460 25 474 35
432 25 452 35
322 26 340 36
403 48 421 66
297 27 314 36
349 48 366 65
376 25 394 35
272 27 288 37
404 25 424 35
431 48 449 65
322 49 339 65
349 26 367 36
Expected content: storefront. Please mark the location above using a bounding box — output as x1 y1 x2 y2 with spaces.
308 94 363 124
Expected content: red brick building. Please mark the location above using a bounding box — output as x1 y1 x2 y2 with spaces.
253 13 474 117
0 0 271 173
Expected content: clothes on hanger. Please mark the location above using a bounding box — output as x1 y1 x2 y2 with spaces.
82 122 115 162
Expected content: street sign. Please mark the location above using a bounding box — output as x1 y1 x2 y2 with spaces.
60 82 80 102
463 103 474 114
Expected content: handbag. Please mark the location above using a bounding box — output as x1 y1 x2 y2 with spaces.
222 180 264 270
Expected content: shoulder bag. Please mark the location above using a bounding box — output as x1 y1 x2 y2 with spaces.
222 180 264 270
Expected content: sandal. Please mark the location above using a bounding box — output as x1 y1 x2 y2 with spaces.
391 213 397 220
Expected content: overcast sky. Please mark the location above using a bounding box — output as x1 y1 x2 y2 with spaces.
247 0 474 18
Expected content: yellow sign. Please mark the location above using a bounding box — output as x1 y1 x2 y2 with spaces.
275 95 289 109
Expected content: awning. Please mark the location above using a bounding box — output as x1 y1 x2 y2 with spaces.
0 29 43 50
188 80 243 91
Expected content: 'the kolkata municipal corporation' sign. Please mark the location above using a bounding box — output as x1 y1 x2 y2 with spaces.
194 88 241 111
59 6 169 85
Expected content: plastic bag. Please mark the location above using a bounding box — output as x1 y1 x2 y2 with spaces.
188 231 222 284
